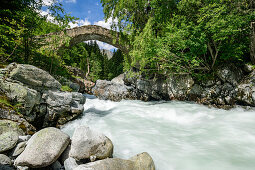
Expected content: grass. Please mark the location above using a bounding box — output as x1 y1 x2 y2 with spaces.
61 85 73 92
0 95 23 115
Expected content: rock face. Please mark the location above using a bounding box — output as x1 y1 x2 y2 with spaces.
93 64 255 108
236 70 255 106
15 127 70 168
0 120 23 153
93 73 194 101
93 79 140 101
0 107 36 135
8 64 61 90
216 64 243 86
70 126 113 161
42 91 85 127
0 63 86 130
74 152 155 170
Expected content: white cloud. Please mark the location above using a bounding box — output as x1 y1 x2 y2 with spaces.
65 0 76 3
42 0 76 6
68 18 91 28
39 9 55 22
42 0 54 6
93 17 118 30
96 2 99 6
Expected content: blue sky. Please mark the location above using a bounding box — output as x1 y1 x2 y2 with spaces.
41 0 117 50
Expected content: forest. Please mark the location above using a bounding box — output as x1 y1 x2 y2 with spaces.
0 0 124 82
1 0 255 81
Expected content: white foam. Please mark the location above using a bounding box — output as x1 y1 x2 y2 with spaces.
62 95 255 170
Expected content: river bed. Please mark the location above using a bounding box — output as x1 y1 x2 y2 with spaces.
62 95 255 170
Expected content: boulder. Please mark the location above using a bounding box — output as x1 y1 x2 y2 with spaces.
74 78 95 94
166 74 194 100
0 80 41 119
11 142 26 157
129 152 155 170
42 91 86 126
1 63 86 131
93 80 139 101
70 126 113 161
73 152 155 170
14 127 70 168
111 74 125 85
0 120 23 153
216 65 243 86
0 107 36 135
0 154 12 165
64 157 78 170
7 63 61 90
74 158 134 170
236 70 255 106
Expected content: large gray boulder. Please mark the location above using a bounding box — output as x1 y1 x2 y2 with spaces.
42 91 86 126
1 63 86 129
14 127 70 168
70 126 113 161
236 70 255 106
74 158 134 170
216 65 243 86
93 80 139 101
111 74 125 85
0 80 41 119
74 152 155 170
129 152 155 170
7 63 61 90
0 120 23 153
0 107 36 135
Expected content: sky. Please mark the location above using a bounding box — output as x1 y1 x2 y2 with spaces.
41 0 117 51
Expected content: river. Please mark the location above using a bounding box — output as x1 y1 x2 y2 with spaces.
61 94 255 170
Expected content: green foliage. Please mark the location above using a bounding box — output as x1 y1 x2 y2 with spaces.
61 41 124 82
122 0 255 77
0 0 77 78
61 85 73 92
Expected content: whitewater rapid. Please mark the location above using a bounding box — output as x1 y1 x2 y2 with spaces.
61 95 255 170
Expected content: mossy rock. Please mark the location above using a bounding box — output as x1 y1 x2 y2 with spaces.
0 120 24 153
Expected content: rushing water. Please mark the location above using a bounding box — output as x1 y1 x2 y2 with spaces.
62 95 255 170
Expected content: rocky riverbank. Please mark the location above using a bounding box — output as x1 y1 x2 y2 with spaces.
93 64 255 109
0 63 86 131
0 120 155 170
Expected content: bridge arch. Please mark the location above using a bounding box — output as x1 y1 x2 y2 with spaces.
43 25 129 54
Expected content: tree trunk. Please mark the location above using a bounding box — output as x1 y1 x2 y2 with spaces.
251 22 255 64
86 58 90 79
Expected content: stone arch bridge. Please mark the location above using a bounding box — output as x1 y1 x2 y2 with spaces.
38 25 129 54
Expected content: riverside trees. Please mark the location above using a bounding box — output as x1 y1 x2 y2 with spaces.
101 0 255 77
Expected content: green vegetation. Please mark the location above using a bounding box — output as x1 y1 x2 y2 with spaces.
1 0 254 83
0 0 77 77
0 94 22 113
61 85 73 92
102 0 255 77
61 41 124 81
